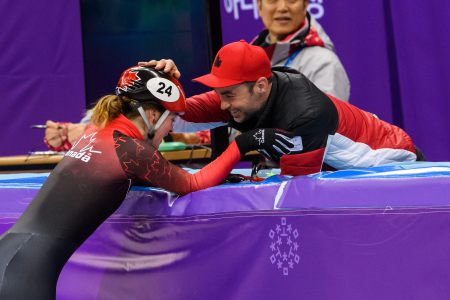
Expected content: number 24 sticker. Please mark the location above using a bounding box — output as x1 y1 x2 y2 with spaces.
146 78 180 102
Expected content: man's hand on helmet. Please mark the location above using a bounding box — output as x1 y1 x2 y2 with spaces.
235 128 303 161
137 59 181 79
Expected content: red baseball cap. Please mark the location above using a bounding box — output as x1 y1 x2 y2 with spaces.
193 40 272 88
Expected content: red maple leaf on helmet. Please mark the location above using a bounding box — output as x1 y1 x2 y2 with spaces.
117 68 141 91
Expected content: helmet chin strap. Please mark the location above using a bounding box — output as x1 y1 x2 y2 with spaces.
136 106 170 140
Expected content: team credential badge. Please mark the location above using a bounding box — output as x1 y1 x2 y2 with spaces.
269 217 300 276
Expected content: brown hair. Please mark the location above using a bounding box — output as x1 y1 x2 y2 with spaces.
91 95 164 128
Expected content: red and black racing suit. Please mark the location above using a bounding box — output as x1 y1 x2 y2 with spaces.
0 115 241 299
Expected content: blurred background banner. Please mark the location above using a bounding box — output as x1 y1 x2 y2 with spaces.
80 0 213 106
0 0 86 156
220 0 450 161
0 0 214 156
1 0 449 161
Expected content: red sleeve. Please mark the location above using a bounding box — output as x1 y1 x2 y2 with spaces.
280 147 325 176
183 91 231 123
117 136 241 195
174 141 241 194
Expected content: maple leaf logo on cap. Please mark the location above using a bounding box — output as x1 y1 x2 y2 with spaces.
214 55 222 68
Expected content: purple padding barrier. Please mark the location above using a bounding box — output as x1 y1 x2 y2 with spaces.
1 162 450 299
279 162 450 209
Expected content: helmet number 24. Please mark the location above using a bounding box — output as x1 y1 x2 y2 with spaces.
146 78 180 102
157 82 172 97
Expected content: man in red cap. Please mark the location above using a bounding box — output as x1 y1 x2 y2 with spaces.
141 40 425 176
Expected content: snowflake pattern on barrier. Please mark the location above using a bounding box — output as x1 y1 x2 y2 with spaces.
269 217 300 276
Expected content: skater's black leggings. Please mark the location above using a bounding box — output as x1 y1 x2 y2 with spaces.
0 232 78 300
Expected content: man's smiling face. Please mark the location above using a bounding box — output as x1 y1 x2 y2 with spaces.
215 83 265 123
